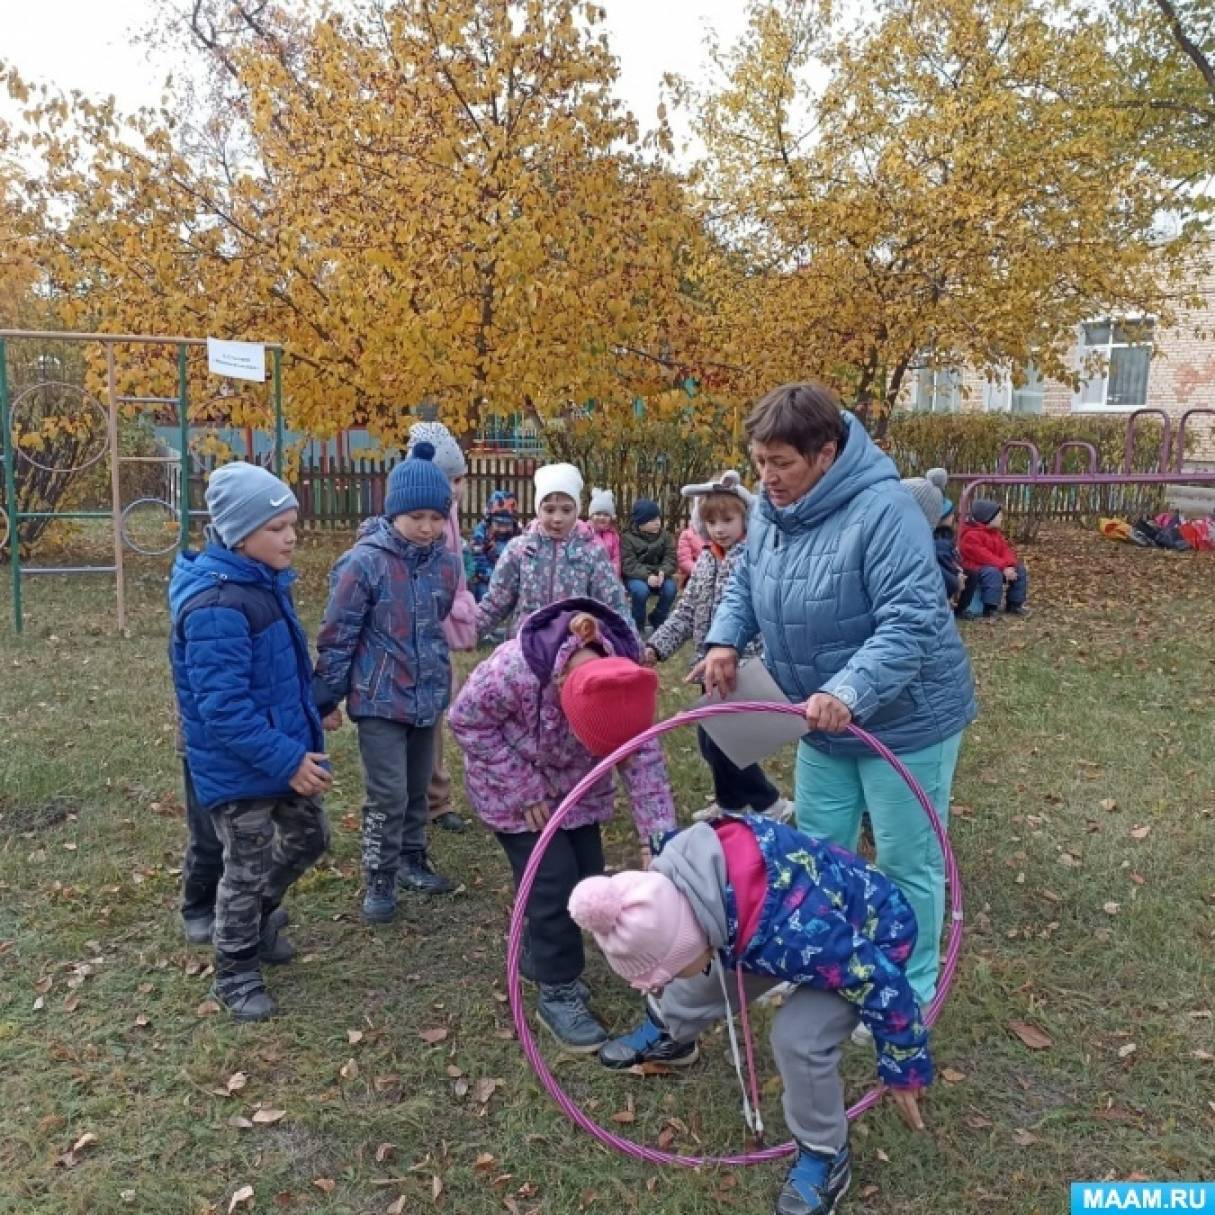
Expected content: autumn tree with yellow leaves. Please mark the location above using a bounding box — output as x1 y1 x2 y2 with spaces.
680 0 1209 433
5 0 704 444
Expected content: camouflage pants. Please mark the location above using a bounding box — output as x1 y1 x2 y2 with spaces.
212 795 330 962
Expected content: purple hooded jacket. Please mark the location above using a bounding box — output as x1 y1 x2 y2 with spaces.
449 599 676 837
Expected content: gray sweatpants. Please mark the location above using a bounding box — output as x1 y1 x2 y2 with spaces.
356 717 436 874
658 963 857 1151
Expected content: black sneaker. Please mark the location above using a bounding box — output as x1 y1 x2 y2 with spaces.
537 982 609 1053
210 964 277 1022
598 1002 699 1070
399 852 456 895
776 1142 851 1215
1005 604 1032 617
362 870 398 923
432 811 467 833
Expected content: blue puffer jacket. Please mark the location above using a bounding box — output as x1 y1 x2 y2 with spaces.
705 413 977 756
313 516 459 726
169 546 324 810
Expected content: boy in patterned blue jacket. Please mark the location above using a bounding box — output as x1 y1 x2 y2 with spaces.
314 443 461 922
570 813 932 1215
169 463 332 1022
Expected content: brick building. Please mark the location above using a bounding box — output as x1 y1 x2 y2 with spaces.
904 243 1215 462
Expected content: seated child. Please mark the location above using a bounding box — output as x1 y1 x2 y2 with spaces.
570 813 932 1215
622 498 678 633
470 489 522 603
645 470 791 823
449 600 675 1052
169 463 332 1020
958 499 1030 618
314 443 462 921
587 487 622 576
676 521 705 588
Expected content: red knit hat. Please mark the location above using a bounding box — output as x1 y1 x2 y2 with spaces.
559 657 660 758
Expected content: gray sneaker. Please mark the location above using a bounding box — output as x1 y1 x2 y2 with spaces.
259 909 296 965
537 982 609 1053
181 914 214 946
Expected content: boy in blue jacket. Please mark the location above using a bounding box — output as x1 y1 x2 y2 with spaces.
169 463 332 1021
314 443 461 922
570 813 931 1215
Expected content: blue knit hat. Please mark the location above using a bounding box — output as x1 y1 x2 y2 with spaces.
204 461 298 549
385 442 452 519
631 498 661 527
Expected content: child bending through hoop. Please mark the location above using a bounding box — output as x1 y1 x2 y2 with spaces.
449 599 675 1053
569 812 932 1215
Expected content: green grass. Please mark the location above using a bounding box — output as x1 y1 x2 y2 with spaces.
0 525 1212 1215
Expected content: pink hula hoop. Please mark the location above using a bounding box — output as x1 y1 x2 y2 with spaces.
507 701 964 1167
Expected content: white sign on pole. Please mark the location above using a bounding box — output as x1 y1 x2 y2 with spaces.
206 337 267 383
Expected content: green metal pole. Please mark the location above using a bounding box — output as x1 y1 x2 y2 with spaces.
177 343 190 549
0 338 21 633
272 347 284 478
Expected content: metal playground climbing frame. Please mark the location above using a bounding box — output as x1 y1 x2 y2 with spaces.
0 329 284 634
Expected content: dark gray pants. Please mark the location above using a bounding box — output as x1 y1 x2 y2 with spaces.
212 795 330 963
356 717 436 874
658 962 857 1152
180 761 223 922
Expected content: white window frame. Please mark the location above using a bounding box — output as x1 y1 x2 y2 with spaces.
1072 317 1155 413
982 363 1044 414
912 365 961 414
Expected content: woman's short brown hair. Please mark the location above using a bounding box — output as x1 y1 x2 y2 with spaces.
745 382 847 457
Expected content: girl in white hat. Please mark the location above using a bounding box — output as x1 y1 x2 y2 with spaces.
475 463 634 639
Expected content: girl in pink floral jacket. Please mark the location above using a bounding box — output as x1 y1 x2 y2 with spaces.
449 597 676 1052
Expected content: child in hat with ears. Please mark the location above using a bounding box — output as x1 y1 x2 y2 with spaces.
645 470 792 824
622 498 678 634
587 486 622 576
570 812 932 1215
900 468 968 608
314 443 462 922
168 462 332 1021
958 499 1030 619
449 599 676 1052
475 463 632 639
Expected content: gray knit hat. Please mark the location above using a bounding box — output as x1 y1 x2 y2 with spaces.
204 462 298 549
901 467 949 529
407 421 467 481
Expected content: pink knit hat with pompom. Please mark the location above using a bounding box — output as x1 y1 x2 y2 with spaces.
567 871 710 993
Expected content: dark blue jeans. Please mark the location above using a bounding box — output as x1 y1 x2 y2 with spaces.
975 563 1028 610
626 577 676 631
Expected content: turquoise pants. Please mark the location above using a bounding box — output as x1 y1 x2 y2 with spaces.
794 731 964 1005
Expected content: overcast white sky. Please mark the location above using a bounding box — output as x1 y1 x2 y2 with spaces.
1 0 749 159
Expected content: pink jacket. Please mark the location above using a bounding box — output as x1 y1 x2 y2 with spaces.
442 501 477 651
449 600 676 838
590 525 622 576
677 527 706 579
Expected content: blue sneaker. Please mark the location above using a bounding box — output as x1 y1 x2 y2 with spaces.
598 1003 699 1070
776 1143 851 1215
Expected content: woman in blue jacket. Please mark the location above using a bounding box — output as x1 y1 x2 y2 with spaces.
702 382 977 1005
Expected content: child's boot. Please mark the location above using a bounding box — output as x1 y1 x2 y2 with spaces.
519 940 590 1003
210 962 277 1022
776 1142 852 1215
598 998 699 1069
181 913 215 946
259 904 296 964
362 871 398 922
398 850 455 896
537 982 609 1053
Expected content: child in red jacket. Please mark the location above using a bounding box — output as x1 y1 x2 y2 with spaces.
958 500 1029 618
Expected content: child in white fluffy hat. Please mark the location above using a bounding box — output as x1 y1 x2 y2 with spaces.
475 462 634 640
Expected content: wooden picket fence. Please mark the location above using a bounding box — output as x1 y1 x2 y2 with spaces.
186 450 540 533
